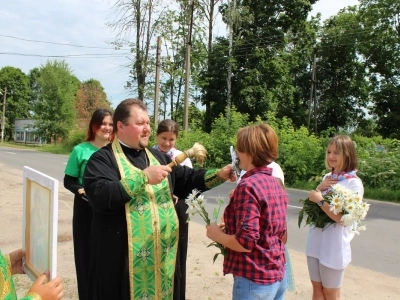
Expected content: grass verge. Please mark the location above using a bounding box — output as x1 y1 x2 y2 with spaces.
290 181 400 203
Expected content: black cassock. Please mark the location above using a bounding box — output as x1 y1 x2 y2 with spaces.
83 143 210 300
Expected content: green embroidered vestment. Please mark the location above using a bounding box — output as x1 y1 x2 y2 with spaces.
113 141 178 300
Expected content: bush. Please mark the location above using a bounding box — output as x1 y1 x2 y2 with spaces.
64 130 86 152
357 138 400 190
208 107 249 167
275 117 324 185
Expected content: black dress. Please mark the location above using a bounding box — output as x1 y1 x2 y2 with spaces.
63 175 92 300
173 197 189 300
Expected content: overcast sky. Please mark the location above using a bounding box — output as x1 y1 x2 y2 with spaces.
0 0 359 109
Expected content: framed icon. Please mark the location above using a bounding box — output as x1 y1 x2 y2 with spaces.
22 166 58 281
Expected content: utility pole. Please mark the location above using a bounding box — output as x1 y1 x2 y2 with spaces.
1 87 6 143
154 36 162 127
183 0 195 131
314 69 318 135
307 54 316 132
227 0 236 123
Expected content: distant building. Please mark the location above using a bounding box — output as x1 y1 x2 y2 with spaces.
14 119 44 144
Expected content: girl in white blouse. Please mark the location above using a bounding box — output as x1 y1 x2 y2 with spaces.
307 135 364 300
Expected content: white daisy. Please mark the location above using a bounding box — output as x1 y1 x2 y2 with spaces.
341 214 355 227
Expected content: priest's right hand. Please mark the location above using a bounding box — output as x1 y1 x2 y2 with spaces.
143 165 172 185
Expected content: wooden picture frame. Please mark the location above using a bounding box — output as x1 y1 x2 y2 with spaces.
22 166 58 281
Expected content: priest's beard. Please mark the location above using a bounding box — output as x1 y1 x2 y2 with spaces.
139 139 149 149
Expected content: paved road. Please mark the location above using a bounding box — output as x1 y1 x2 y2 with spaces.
1 146 399 277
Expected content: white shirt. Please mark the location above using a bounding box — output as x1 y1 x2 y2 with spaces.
237 161 284 184
306 176 364 270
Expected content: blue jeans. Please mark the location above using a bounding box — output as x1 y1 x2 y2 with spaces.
232 268 287 300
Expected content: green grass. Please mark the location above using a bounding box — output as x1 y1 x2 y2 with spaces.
363 187 400 203
0 141 41 149
37 143 71 155
1 141 71 155
290 180 400 203
289 180 316 191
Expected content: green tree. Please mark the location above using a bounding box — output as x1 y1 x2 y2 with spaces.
200 0 318 130
28 67 41 113
198 37 230 131
32 60 80 143
315 7 369 133
208 106 249 166
284 15 321 128
0 66 31 141
75 79 112 128
358 0 400 138
155 1 208 121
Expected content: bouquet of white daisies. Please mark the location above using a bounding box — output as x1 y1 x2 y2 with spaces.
298 184 370 234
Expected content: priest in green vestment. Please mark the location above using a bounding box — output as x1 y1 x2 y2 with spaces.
83 98 235 300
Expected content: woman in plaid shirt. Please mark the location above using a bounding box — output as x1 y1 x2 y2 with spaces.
207 124 288 300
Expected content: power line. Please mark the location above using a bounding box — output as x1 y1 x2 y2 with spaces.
0 34 130 50
0 52 130 58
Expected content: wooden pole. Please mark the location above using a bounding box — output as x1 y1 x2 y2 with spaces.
154 36 162 127
183 0 195 131
1 87 7 143
307 54 316 132
227 0 235 123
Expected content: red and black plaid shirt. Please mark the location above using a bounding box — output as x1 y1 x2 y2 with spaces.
223 166 288 284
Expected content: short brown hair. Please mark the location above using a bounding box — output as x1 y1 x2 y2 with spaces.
325 135 358 172
236 124 279 167
113 98 147 133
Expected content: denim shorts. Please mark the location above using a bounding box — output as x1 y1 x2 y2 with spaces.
232 268 287 300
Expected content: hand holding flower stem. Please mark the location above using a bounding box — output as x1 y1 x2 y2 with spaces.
185 189 226 263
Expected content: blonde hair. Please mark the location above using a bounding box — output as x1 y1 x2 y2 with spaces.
325 135 358 172
236 124 279 167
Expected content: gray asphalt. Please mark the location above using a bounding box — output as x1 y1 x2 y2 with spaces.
1 146 399 277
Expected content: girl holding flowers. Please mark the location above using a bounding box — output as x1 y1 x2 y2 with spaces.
306 135 364 300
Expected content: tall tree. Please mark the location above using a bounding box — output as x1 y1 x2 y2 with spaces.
75 79 112 128
197 0 221 131
156 1 208 121
198 37 230 129
315 7 369 133
283 15 321 128
32 60 80 143
358 0 400 138
108 0 166 102
199 0 318 131
0 66 31 141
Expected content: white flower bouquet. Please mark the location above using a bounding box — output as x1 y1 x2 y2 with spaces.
185 189 226 263
298 184 370 234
